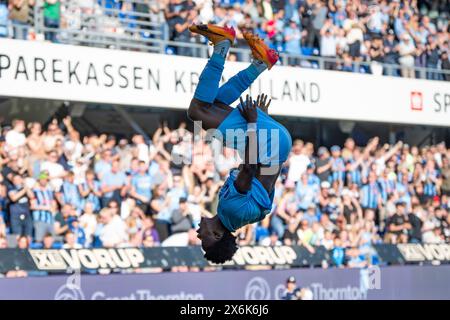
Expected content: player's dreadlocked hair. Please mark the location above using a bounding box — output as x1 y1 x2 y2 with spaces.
203 231 238 264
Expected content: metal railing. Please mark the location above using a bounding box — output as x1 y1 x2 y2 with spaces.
1 0 448 81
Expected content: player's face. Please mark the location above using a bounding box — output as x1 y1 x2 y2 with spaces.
197 218 221 249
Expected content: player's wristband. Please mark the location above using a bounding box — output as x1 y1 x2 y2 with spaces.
247 123 257 132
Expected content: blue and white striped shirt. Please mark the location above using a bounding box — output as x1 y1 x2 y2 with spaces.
330 157 346 182
360 183 381 209
32 188 54 224
378 178 396 202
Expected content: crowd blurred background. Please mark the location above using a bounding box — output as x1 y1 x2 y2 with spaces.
0 116 449 269
0 0 448 80
0 0 449 273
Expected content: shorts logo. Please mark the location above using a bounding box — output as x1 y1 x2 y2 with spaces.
410 91 423 111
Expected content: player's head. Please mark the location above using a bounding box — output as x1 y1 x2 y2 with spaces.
197 217 237 264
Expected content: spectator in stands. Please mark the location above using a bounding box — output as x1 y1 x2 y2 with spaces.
40 150 66 192
79 169 102 212
442 156 450 197
398 33 416 78
286 139 310 184
53 203 73 238
30 172 56 242
97 207 128 247
41 232 60 249
284 19 302 64
69 217 86 247
307 0 327 49
7 173 33 238
79 202 97 245
0 111 449 269
3 0 450 81
0 0 8 38
385 202 411 244
441 51 450 82
62 230 82 249
58 171 82 214
331 237 345 267
425 35 441 80
43 0 61 43
16 234 29 248
130 160 152 214
320 19 338 70
8 0 33 40
261 231 282 246
344 10 365 62
100 158 127 206
383 29 399 75
26 122 46 179
282 219 299 245
163 197 193 246
141 215 160 247
369 36 385 75
5 119 26 155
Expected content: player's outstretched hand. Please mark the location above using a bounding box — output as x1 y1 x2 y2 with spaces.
238 94 257 123
255 93 271 114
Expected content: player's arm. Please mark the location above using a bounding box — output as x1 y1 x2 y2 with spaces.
234 95 258 194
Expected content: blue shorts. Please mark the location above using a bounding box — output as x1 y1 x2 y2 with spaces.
217 108 292 166
217 169 274 232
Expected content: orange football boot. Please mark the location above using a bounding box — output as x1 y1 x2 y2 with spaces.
189 23 236 45
243 32 279 69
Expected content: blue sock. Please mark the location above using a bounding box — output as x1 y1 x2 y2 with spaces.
213 40 231 59
215 60 267 105
193 53 225 103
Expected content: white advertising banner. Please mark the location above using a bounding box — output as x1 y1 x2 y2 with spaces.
0 38 449 127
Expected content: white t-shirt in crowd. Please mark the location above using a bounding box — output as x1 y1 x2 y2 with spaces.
5 130 26 149
321 35 337 57
136 143 150 164
99 215 128 247
40 161 65 191
287 154 311 182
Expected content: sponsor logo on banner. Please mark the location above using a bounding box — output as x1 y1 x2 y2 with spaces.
1 38 449 126
245 277 271 300
410 91 423 111
54 271 204 300
54 270 85 300
244 269 381 300
229 246 298 266
397 243 450 262
30 248 145 270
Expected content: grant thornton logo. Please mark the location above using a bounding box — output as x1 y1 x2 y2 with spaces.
245 277 271 300
54 269 85 300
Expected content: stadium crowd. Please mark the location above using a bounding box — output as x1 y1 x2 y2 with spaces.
0 116 449 270
0 0 449 80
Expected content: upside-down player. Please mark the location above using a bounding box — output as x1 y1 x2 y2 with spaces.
187 24 292 263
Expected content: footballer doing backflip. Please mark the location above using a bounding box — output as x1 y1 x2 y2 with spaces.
187 24 292 263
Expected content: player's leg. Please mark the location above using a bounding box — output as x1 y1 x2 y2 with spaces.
187 24 236 130
215 32 279 107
